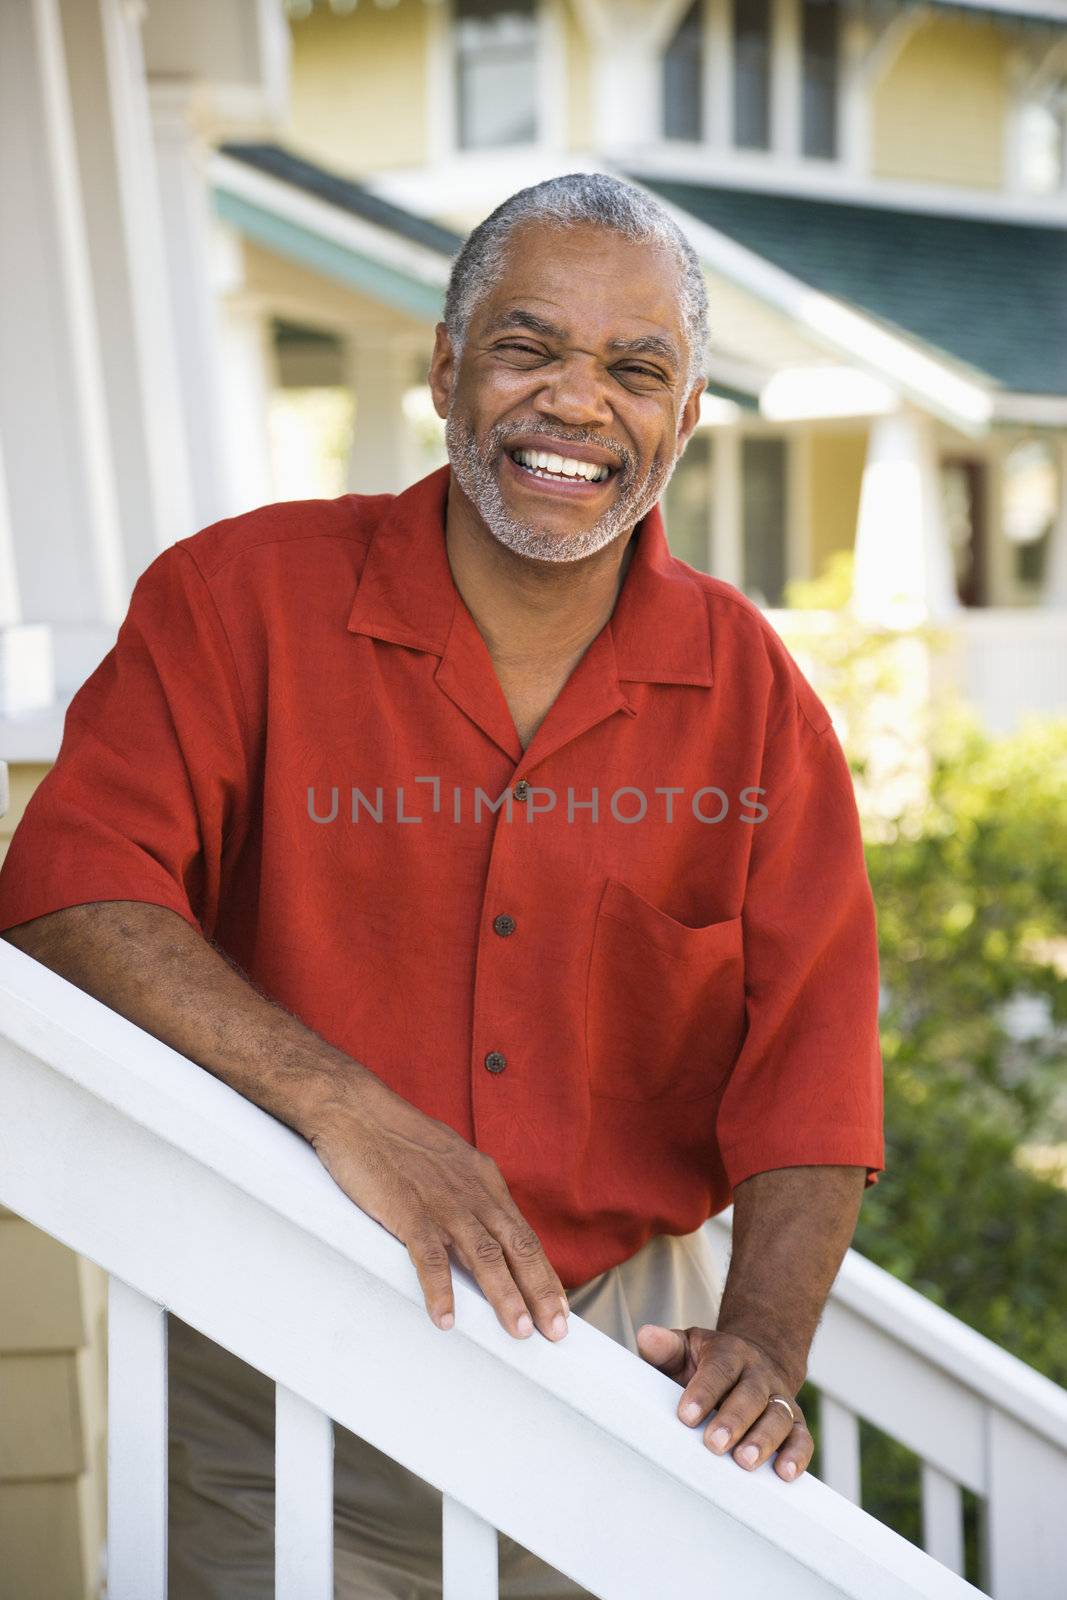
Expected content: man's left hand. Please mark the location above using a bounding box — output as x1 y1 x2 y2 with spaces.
636 1324 813 1482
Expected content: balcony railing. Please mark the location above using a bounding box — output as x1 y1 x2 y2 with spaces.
2 939 1064 1598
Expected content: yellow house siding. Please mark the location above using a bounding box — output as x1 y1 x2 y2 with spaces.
1 766 108 1600
808 428 867 579
286 3 429 176
871 17 1007 189
0 762 51 871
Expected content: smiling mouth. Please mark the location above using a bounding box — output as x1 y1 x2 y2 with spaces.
506 446 615 486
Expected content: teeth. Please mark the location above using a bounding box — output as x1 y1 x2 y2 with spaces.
512 448 609 482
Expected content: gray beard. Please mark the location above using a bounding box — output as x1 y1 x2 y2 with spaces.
444 409 679 564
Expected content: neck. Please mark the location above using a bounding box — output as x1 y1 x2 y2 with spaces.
443 477 637 671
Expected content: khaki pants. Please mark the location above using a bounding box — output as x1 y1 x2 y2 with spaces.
168 1228 724 1599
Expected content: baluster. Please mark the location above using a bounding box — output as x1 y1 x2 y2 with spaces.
920 1460 964 1574
819 1394 862 1504
106 1277 167 1599
275 1384 334 1599
442 1492 498 1599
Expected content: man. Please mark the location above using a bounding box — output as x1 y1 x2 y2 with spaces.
0 172 884 1597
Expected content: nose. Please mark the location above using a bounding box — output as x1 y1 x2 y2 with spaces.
532 353 613 429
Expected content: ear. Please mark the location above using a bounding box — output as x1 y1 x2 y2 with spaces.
675 378 706 455
428 322 457 421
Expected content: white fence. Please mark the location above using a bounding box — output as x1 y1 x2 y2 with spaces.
2 940 1065 1597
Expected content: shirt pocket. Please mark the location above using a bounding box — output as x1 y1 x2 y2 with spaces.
586 876 747 1103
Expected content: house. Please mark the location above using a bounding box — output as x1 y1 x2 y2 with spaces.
1 1 1066 1595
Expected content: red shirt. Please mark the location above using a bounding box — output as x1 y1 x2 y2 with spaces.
0 463 884 1288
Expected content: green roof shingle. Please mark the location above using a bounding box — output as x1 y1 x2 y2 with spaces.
638 177 1067 397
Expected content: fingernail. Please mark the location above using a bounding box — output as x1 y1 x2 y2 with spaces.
710 1426 730 1450
681 1401 701 1423
781 1460 798 1480
737 1444 759 1467
437 1311 454 1331
550 1314 567 1339
516 1312 533 1336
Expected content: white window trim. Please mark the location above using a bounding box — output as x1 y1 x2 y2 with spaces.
426 0 568 170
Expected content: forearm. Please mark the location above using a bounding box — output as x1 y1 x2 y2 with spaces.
715 1164 866 1391
2 901 378 1141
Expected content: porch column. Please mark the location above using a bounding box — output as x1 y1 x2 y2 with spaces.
346 339 426 497
218 296 279 517
851 409 960 627
0 0 126 699
149 81 233 529
59 0 195 578
711 429 743 588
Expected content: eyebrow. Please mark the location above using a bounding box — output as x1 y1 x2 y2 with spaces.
484 308 681 370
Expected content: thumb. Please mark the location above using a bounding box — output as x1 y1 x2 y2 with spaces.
636 1323 687 1372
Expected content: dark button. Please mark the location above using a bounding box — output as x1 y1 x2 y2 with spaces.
513 778 529 801
492 913 517 938
484 1050 507 1074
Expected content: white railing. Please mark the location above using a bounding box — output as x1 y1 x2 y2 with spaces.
703 1222 1067 1595
2 941 1062 1598
763 606 1067 737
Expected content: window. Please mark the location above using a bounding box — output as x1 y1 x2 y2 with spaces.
663 0 704 142
801 0 839 160
742 436 787 605
733 0 772 151
455 0 539 152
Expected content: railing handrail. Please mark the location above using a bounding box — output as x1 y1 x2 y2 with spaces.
0 939 989 1598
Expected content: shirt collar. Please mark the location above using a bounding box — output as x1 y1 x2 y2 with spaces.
345 462 714 689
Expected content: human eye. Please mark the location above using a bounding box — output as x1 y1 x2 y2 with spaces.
495 341 548 359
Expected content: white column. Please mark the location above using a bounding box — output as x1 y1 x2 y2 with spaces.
840 8 872 177
1044 437 1067 606
711 428 743 587
851 409 961 627
0 0 126 696
574 0 694 149
706 0 734 151
346 339 424 497
59 0 195 581
218 298 279 516
149 82 233 529
772 0 802 161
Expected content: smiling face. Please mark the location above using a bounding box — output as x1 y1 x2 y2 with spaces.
429 221 705 564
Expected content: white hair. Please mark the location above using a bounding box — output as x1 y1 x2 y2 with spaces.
442 171 709 393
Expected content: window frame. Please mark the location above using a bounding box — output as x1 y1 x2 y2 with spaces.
431 0 568 165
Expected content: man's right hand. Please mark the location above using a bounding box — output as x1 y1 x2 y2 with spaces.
309 1078 571 1342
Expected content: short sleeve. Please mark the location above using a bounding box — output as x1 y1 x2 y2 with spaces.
715 713 886 1193
0 545 251 942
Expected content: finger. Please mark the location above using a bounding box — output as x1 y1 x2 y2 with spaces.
773 1412 815 1482
405 1225 457 1330
674 1339 746 1426
728 1397 805 1473
702 1376 797 1461
450 1217 544 1340
479 1194 570 1341
636 1324 688 1377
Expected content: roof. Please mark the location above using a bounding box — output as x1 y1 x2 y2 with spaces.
218 142 463 258
637 177 1067 397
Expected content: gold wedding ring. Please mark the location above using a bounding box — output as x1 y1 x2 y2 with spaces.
767 1394 796 1422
